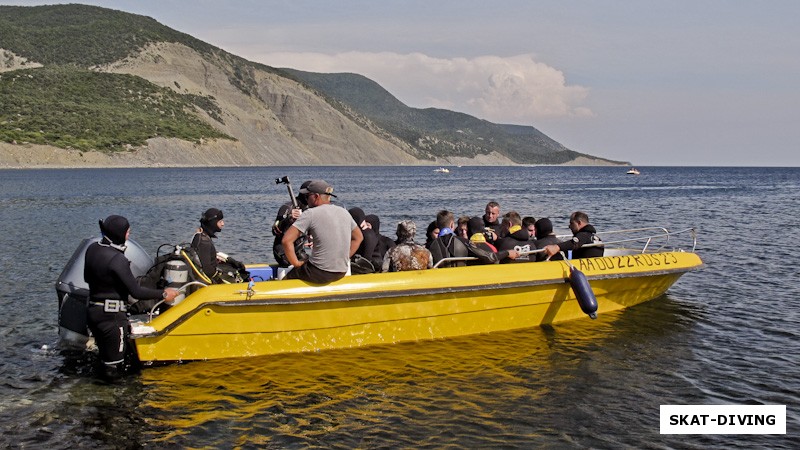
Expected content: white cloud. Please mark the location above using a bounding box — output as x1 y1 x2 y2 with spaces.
255 51 593 125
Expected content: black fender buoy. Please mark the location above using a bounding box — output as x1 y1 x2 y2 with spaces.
568 266 598 319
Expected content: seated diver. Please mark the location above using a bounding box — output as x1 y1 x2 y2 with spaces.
191 208 248 283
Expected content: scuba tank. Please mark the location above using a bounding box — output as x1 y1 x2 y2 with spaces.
163 258 189 305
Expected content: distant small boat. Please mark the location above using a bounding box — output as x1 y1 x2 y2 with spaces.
627 168 640 175
434 167 450 173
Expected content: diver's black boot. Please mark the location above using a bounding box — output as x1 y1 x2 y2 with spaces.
101 362 124 383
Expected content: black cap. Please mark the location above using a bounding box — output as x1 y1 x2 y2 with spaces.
99 215 130 245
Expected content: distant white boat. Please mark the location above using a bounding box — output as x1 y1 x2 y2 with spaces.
626 168 640 175
434 167 450 173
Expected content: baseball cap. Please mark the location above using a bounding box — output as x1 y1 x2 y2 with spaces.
300 179 337 198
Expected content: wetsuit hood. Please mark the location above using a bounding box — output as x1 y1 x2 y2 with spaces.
200 208 223 237
99 215 129 246
467 216 486 237
534 218 553 238
296 180 312 207
348 207 366 227
365 214 380 234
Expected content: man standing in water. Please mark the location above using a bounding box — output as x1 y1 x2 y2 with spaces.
84 215 179 380
282 180 363 283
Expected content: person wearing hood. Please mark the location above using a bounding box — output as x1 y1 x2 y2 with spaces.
84 215 179 380
347 207 379 274
544 211 604 259
272 180 311 267
424 220 439 249
494 211 532 263
467 216 498 253
382 220 432 272
532 218 563 261
191 208 227 280
365 214 395 268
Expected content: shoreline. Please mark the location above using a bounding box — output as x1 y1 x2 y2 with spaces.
0 142 625 170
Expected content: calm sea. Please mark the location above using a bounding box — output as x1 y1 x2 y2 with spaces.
0 166 797 448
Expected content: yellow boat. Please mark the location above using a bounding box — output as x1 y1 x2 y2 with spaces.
125 228 703 363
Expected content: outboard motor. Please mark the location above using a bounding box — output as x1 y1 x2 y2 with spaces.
55 238 151 349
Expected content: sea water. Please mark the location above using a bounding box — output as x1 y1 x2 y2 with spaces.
0 166 797 448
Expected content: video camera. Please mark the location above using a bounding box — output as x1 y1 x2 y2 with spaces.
275 176 290 185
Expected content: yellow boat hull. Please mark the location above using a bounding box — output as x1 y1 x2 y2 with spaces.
133 251 703 362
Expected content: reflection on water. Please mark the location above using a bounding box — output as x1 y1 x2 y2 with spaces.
130 298 693 448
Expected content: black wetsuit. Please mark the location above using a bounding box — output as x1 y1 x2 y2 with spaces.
354 228 379 272
495 228 532 263
348 207 379 273
365 215 395 269
272 200 308 267
556 224 604 259
191 229 217 279
533 235 564 261
483 216 502 243
373 233 396 268
430 233 511 267
84 239 165 376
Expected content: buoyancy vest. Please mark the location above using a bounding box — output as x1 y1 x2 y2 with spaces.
429 234 469 267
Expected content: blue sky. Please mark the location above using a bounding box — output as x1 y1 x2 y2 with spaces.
5 0 799 166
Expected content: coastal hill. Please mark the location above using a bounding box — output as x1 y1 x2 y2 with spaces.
0 4 627 168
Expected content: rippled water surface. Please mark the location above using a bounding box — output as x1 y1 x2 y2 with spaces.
1 166 798 448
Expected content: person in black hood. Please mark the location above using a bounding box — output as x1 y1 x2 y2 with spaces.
348 207 379 274
365 214 395 269
544 211 604 259
495 211 532 263
84 215 178 380
533 218 563 261
192 208 225 279
466 216 497 252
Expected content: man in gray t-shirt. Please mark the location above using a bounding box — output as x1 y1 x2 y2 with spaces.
282 180 363 283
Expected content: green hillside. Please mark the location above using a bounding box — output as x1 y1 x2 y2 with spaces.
0 4 237 151
0 66 229 151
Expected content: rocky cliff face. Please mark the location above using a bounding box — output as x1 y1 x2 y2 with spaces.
107 42 427 166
